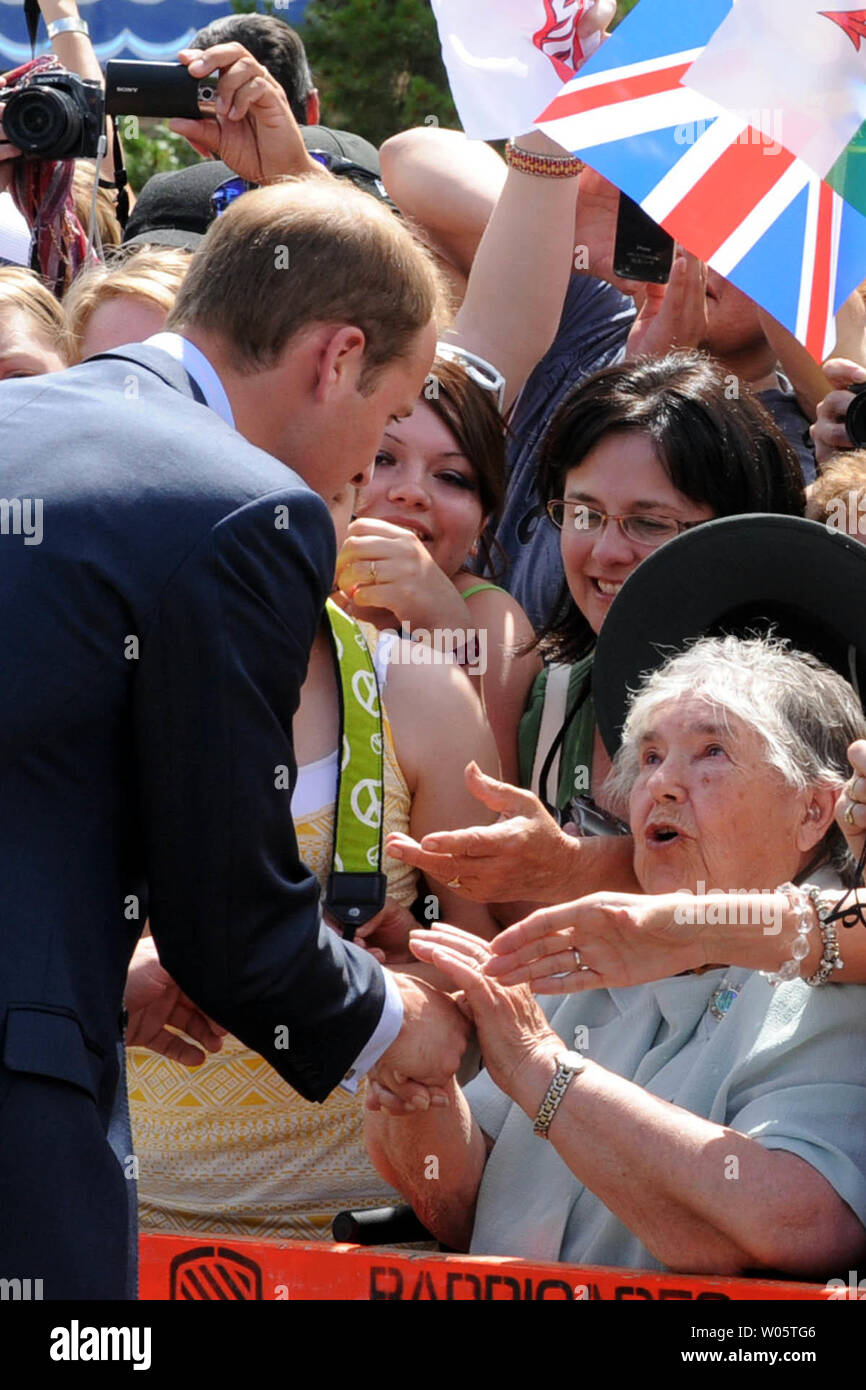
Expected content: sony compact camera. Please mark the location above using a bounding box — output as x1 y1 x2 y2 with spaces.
1 61 218 161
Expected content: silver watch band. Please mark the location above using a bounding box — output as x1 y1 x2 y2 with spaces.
47 17 90 39
533 1051 586 1139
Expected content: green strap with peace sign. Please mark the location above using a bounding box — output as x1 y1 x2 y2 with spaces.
323 599 387 940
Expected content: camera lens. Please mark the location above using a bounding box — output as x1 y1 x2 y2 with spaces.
845 382 866 447
3 87 80 158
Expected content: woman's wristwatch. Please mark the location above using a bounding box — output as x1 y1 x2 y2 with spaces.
532 1050 587 1139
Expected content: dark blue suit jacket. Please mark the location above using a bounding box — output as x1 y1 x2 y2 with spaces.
0 346 386 1294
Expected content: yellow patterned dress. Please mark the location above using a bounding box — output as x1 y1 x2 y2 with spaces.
128 629 418 1240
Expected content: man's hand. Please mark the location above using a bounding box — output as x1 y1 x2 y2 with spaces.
811 358 866 464
170 44 325 184
370 972 471 1114
124 937 227 1065
484 892 705 993
386 761 579 903
626 251 708 360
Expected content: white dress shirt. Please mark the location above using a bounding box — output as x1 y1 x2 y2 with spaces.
142 332 404 1087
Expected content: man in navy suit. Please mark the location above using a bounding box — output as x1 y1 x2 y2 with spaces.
0 51 467 1298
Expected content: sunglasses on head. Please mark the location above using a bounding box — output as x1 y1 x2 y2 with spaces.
434 343 506 412
209 175 258 220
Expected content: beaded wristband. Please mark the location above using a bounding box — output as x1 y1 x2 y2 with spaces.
505 140 585 179
804 888 845 986
761 882 815 985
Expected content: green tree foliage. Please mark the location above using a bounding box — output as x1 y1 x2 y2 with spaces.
300 0 457 147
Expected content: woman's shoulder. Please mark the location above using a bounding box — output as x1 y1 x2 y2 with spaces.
456 573 534 622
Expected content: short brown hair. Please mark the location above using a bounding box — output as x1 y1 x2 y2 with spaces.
166 177 444 389
0 265 71 362
806 451 866 522
64 246 192 363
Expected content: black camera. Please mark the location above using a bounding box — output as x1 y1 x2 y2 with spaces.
104 61 219 120
1 61 219 163
2 70 103 159
845 381 866 448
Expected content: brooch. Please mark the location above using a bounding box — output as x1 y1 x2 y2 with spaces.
709 981 740 1021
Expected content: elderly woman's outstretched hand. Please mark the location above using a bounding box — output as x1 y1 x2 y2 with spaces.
483 893 707 994
408 925 562 1100
386 762 581 903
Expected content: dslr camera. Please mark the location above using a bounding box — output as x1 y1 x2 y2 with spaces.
2 70 103 159
1 61 219 161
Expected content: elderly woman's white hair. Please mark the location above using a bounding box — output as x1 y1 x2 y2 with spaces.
606 634 866 881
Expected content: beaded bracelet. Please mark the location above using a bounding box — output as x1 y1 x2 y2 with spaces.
804 888 845 986
505 140 585 179
761 882 815 985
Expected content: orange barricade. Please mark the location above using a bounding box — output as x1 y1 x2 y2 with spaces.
139 1234 831 1301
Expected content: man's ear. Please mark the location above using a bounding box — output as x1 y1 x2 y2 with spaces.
312 325 367 404
306 89 321 126
796 787 840 852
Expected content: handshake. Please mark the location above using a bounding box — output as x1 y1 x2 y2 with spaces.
368 972 472 1115
125 936 472 1110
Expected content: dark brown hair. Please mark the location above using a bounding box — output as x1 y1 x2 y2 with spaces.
422 354 507 575
536 350 807 662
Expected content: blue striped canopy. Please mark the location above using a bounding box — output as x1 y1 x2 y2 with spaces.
0 2 309 67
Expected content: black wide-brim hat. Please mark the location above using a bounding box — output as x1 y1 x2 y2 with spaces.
593 514 866 757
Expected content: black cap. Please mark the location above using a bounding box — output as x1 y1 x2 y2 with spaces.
123 160 229 250
123 126 383 251
593 514 866 756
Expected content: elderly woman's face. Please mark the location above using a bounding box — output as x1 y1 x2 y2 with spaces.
629 697 819 894
559 432 715 636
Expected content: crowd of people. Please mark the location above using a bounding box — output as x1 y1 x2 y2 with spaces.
2 2 866 1298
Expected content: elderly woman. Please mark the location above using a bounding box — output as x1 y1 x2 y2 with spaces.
365 636 866 1275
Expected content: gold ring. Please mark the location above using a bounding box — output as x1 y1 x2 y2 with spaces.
447 876 462 889
573 949 582 971
846 800 857 827
369 561 377 584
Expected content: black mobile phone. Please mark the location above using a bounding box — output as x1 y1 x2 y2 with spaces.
613 192 674 283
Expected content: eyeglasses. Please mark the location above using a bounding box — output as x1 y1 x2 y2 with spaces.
434 342 506 411
546 500 697 546
210 175 258 219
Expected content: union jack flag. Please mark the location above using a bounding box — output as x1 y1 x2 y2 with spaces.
536 0 866 360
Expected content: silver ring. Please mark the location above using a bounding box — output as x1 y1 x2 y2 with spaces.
573 948 582 971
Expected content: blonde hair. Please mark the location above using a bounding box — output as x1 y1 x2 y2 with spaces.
64 246 192 363
806 451 866 525
167 177 445 387
0 265 71 362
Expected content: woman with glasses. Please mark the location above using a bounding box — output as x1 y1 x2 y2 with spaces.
521 350 806 833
